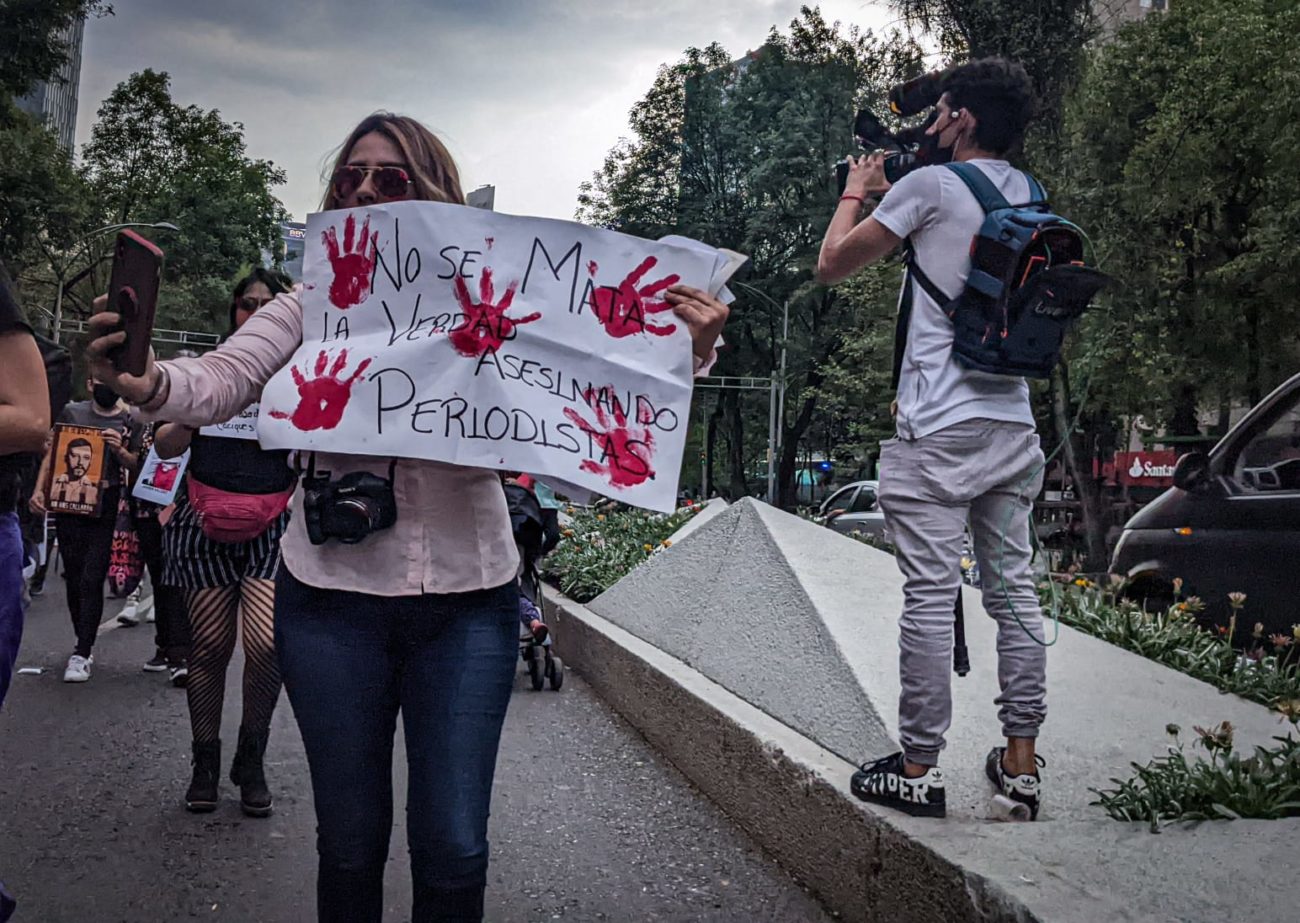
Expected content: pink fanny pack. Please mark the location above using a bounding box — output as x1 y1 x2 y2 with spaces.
188 478 294 544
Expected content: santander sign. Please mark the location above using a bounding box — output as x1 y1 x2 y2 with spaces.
1129 456 1176 479
1117 451 1179 486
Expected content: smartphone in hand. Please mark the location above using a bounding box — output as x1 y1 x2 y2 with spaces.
105 230 164 377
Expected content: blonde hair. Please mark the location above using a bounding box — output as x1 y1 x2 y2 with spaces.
322 113 465 210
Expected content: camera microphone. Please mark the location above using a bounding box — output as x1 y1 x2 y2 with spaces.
888 70 946 117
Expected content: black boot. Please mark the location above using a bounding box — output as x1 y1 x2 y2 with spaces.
185 740 221 813
230 725 273 818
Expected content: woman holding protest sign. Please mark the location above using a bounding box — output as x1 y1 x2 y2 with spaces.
85 112 729 923
152 270 294 818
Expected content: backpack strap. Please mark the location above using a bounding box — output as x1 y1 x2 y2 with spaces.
891 242 954 391
944 162 1009 213
1023 173 1047 205
948 161 1049 209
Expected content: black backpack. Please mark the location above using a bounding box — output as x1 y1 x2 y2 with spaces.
36 332 72 424
893 162 1108 385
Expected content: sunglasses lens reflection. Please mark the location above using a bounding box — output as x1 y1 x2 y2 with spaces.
332 167 409 200
333 167 364 199
375 168 410 197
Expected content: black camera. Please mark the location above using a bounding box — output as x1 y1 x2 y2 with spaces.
836 70 950 192
302 457 398 545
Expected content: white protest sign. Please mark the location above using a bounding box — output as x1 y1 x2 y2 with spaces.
257 201 730 512
200 403 261 440
132 447 190 506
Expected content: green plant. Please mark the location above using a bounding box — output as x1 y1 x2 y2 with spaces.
1094 719 1300 829
542 504 698 603
1046 582 1300 710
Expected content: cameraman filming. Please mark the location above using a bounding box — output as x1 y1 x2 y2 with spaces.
817 59 1048 820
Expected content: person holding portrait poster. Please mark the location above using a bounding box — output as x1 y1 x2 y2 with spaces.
30 379 139 683
86 112 730 923
48 432 104 513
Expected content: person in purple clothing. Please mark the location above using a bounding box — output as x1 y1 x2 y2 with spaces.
0 263 53 923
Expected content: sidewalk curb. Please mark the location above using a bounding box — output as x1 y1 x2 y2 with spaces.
542 586 1040 923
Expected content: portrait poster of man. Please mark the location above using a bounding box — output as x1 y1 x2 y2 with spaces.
46 424 109 516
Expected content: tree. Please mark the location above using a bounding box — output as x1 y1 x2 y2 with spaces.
0 0 110 102
76 70 289 333
0 103 93 274
582 7 918 505
892 0 1099 134
894 0 1300 569
0 1 107 273
1060 0 1300 429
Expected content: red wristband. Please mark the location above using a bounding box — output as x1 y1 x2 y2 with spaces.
839 194 868 206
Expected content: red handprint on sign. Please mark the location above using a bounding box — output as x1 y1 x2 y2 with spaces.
564 391 656 490
269 349 373 432
449 268 541 358
588 257 680 339
321 213 379 309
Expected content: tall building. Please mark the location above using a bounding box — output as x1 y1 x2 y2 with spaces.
16 19 85 153
278 222 307 282
466 185 496 210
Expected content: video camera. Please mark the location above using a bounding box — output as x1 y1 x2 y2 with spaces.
836 71 950 194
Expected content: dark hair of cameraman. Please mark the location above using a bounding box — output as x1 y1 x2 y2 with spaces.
941 58 1036 156
816 59 1057 822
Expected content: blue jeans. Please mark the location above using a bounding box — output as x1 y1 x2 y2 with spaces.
275 569 518 923
0 512 24 712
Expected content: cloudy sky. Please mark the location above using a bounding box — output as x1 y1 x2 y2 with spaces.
74 0 895 223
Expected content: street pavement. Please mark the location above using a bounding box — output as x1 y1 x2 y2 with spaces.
0 579 832 922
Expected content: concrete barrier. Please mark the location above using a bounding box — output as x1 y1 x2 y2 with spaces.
544 497 1297 922
667 496 728 544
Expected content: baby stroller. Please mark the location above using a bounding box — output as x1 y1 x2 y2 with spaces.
505 477 564 691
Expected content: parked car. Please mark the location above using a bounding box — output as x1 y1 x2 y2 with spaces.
817 480 887 538
1110 372 1300 635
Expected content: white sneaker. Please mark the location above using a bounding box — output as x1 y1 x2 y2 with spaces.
116 602 140 626
63 654 93 683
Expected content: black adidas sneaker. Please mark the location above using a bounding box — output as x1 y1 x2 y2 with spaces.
985 746 1045 820
850 752 946 818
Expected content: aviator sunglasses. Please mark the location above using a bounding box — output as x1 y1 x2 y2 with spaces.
331 164 413 200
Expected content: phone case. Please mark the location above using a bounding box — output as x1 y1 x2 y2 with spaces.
105 230 164 377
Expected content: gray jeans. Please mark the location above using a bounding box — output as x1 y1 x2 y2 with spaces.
877 419 1047 767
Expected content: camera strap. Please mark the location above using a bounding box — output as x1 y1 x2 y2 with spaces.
301 451 398 484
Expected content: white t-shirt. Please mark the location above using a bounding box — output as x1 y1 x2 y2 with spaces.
871 160 1036 440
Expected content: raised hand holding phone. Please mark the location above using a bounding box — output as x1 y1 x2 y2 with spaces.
86 300 161 405
105 230 163 377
